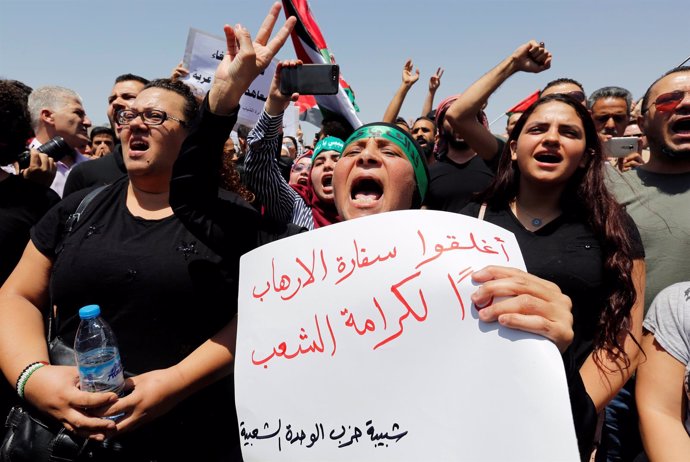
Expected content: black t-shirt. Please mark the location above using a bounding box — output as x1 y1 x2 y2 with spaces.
32 177 237 374
424 155 495 212
62 144 127 198
460 201 644 368
0 175 60 284
460 201 644 459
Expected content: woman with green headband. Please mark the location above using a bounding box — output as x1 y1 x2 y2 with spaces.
333 122 429 220
168 44 575 461
243 61 343 230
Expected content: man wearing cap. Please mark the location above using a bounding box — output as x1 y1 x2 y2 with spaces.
244 60 342 230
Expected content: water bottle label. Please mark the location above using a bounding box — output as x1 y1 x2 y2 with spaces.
77 347 125 394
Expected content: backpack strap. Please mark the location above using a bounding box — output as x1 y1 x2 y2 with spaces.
478 203 488 221
64 185 109 233
50 184 108 347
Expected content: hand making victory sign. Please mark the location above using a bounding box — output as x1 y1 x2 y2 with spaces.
209 2 296 115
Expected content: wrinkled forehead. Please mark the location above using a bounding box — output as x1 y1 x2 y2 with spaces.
542 82 583 97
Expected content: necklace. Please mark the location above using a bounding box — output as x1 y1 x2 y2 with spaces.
513 201 555 228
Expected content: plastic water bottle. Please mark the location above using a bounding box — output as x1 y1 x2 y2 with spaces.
74 304 125 396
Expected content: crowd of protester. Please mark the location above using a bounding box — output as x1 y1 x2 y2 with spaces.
1 2 689 461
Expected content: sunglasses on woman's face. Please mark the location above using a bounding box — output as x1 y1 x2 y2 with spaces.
644 90 688 113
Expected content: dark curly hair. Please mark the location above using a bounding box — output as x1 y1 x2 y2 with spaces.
220 153 255 204
142 79 199 127
0 80 34 164
476 93 638 365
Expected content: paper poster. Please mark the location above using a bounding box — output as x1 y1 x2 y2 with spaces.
235 210 578 461
181 28 280 129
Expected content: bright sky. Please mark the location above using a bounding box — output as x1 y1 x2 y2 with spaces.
2 0 687 142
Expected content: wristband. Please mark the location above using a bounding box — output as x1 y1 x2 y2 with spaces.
15 361 48 400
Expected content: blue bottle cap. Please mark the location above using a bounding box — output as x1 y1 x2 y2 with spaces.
78 304 101 319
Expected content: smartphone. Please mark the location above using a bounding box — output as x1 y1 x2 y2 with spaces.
280 64 340 95
603 136 639 158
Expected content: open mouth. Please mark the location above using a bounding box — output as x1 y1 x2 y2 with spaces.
350 177 383 204
671 118 690 135
534 152 562 164
297 177 308 186
321 173 333 188
129 139 149 152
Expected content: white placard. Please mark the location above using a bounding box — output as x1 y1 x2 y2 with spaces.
181 28 288 130
236 210 578 462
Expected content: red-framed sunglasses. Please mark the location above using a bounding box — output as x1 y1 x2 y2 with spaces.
643 90 688 114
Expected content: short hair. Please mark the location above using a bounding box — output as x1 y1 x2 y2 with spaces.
395 116 410 130
7 80 32 99
90 126 115 143
0 80 34 162
321 116 354 141
114 73 149 86
641 66 690 113
587 86 633 112
236 124 251 140
412 116 437 131
540 77 585 96
142 78 198 127
27 86 83 132
283 135 298 149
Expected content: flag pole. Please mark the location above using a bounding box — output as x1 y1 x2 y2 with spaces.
488 113 505 127
677 55 690 68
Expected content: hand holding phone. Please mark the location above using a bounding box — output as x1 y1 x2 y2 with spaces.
603 136 640 158
279 64 339 95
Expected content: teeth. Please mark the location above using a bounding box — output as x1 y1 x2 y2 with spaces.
353 192 380 203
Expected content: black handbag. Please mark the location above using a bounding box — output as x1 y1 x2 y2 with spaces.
0 186 112 462
0 405 87 462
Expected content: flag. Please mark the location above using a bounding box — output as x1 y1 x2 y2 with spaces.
282 0 362 130
506 89 540 114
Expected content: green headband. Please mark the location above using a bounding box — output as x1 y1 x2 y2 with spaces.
344 124 428 201
312 136 344 162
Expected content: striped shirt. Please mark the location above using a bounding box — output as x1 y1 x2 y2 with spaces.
245 110 315 230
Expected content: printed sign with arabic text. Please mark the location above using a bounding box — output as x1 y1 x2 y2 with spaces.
236 210 578 461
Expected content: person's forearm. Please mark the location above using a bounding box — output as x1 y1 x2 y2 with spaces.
639 411 690 461
445 55 518 125
167 317 237 401
382 83 412 124
421 88 436 118
580 259 644 412
0 294 49 387
244 111 299 223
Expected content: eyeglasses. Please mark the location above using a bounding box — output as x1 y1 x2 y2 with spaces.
291 163 310 173
643 90 688 114
116 109 187 127
564 91 586 103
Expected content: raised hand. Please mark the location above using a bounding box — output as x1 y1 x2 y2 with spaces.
429 67 444 92
170 61 189 83
265 59 301 116
511 40 552 74
401 59 420 87
471 266 573 352
209 2 296 114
